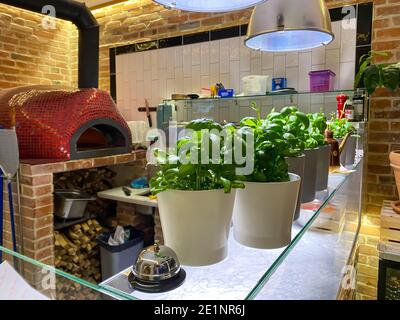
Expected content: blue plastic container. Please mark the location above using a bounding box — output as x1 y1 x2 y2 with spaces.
218 89 234 98
272 78 288 91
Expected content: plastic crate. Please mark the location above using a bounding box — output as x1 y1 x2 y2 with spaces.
309 70 336 92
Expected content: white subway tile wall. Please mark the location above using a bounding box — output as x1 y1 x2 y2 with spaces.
116 20 356 121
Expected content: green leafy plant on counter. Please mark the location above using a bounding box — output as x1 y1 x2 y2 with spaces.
266 106 309 157
328 113 356 139
307 112 328 147
354 50 400 94
150 119 245 195
239 102 289 183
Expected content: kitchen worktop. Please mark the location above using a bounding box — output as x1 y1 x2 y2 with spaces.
97 187 158 207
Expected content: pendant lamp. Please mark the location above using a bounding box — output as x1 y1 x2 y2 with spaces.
245 0 334 52
153 0 266 13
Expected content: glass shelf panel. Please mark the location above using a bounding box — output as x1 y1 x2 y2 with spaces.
251 160 363 300
0 245 133 300
165 90 364 125
163 90 358 102
100 150 363 300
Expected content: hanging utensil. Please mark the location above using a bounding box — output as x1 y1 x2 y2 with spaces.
144 99 153 128
0 126 21 268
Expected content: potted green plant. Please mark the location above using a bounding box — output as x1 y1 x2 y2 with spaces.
265 106 306 220
329 115 357 167
354 50 399 94
308 112 330 191
150 119 244 266
232 103 301 249
268 106 319 204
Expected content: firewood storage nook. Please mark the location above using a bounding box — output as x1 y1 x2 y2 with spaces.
16 151 148 297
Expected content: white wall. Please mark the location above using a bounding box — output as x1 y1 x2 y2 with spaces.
116 19 357 122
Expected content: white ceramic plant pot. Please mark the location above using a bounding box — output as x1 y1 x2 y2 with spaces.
157 189 236 266
316 145 331 191
302 148 319 203
345 135 357 166
232 174 301 249
337 135 357 168
337 138 346 165
285 155 305 221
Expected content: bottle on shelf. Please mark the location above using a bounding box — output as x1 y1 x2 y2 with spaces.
324 129 340 167
352 88 365 122
345 98 354 122
336 94 348 120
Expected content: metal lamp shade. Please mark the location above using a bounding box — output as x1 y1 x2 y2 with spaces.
153 0 266 12
245 0 334 52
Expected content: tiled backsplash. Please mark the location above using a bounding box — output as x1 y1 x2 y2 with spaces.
116 19 357 122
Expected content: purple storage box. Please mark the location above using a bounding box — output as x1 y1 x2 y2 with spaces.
309 70 336 92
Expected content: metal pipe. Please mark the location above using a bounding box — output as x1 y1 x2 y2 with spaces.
0 170 3 263
0 0 99 88
16 170 24 259
7 177 18 269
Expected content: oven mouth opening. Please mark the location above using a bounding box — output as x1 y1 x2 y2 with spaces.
76 125 125 152
70 119 132 160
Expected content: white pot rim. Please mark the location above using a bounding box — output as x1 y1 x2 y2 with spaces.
305 147 320 151
286 154 305 159
159 188 229 194
243 173 301 186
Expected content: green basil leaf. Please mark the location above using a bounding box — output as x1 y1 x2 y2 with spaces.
383 67 399 91
364 65 381 94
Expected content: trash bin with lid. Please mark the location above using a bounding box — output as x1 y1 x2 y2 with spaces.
97 226 144 281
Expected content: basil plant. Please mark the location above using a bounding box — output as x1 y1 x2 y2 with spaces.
150 119 246 195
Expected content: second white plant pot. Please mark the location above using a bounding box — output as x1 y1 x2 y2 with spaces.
302 148 319 203
286 154 305 221
232 174 301 249
157 189 236 266
316 144 331 191
337 135 357 168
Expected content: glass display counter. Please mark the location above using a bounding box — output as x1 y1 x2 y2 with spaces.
100 154 363 300
0 147 364 300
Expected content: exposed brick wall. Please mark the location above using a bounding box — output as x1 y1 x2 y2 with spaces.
357 0 400 300
0 4 74 89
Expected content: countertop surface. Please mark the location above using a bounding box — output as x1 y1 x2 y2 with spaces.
97 187 158 208
100 172 360 300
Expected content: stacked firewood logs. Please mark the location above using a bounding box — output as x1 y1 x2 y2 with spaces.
54 219 103 284
54 168 116 221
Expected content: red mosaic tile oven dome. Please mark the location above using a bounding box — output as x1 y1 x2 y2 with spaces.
0 86 132 161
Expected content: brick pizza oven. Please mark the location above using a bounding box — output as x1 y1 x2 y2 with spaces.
0 86 132 161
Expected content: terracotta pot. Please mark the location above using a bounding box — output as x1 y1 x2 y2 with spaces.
390 151 400 200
